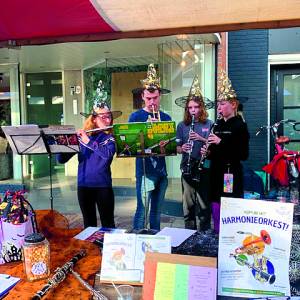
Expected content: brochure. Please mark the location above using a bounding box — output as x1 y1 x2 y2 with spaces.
100 233 171 283
74 227 126 246
0 274 20 298
113 121 177 157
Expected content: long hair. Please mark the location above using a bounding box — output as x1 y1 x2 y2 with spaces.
82 113 113 136
183 96 208 125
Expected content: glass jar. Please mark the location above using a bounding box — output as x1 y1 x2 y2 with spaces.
22 232 50 281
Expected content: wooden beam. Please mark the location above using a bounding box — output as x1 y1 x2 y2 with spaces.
1 18 300 47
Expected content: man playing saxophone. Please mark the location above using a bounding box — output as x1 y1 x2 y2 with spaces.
176 76 213 230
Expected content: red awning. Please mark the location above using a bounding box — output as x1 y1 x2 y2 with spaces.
2 0 300 47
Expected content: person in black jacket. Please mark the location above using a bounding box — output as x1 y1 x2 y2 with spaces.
201 70 250 233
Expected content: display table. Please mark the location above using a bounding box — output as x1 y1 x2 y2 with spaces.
0 210 101 300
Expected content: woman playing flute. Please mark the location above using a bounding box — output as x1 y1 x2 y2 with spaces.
57 81 121 228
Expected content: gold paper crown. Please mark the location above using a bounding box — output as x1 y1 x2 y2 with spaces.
141 64 161 90
217 70 237 101
188 75 204 101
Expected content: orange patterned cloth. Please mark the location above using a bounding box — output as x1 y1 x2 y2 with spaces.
0 210 101 300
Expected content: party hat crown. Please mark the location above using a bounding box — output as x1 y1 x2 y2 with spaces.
140 64 161 90
188 75 204 101
93 80 110 114
217 70 237 101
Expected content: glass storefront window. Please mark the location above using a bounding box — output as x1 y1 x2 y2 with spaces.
0 64 21 181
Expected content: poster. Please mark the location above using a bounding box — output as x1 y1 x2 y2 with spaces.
218 197 294 298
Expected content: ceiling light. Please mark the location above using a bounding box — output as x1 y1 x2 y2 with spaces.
180 60 186 67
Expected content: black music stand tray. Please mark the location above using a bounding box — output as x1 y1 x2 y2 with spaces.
1 125 79 210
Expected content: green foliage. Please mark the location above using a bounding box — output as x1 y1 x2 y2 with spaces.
83 65 148 113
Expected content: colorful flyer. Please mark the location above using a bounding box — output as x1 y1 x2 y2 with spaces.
113 121 177 157
143 260 217 300
218 197 294 298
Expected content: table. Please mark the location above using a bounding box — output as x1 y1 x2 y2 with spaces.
0 210 101 300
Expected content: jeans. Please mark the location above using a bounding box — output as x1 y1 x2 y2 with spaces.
133 175 168 230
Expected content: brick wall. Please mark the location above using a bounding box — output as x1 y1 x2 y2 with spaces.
218 32 227 72
228 30 269 171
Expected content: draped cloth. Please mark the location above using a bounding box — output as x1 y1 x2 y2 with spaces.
0 210 101 300
262 150 300 186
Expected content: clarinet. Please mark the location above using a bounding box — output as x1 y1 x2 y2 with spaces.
198 113 222 171
70 269 108 300
182 114 195 176
31 250 86 300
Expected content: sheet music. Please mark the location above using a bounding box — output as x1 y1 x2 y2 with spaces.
42 125 79 153
1 125 79 154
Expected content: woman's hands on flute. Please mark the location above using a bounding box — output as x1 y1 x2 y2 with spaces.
77 129 90 144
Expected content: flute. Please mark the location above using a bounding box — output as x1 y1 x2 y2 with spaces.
198 113 222 171
85 125 113 133
31 250 86 300
70 269 108 300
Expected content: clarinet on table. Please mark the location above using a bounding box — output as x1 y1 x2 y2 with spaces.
31 250 86 300
198 113 222 171
182 114 195 176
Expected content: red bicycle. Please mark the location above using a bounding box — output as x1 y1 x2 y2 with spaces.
256 119 300 204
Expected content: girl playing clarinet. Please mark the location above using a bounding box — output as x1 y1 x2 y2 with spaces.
176 76 214 230
201 70 249 233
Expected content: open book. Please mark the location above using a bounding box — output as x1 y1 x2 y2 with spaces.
100 233 171 284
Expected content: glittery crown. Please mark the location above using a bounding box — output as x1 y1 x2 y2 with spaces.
217 70 237 101
140 64 161 90
188 75 204 101
92 80 110 114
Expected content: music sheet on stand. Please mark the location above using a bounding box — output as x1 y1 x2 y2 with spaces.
42 125 79 153
2 125 47 154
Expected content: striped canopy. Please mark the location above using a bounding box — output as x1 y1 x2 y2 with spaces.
1 0 300 46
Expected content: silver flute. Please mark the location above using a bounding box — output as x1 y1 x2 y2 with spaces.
70 269 108 300
198 113 222 171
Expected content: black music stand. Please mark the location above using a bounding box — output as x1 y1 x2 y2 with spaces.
113 121 177 234
1 125 79 210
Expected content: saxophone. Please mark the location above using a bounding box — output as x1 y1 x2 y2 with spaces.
198 113 223 171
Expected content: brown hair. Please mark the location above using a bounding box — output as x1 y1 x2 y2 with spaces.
183 96 208 125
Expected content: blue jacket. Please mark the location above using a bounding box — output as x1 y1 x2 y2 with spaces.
57 132 115 187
